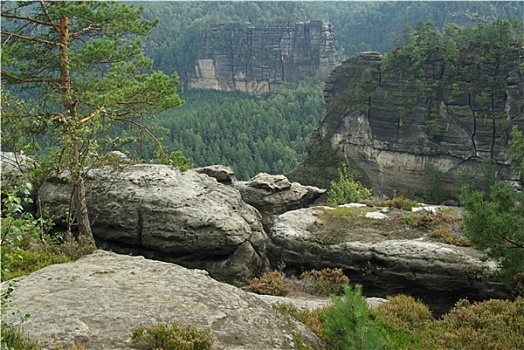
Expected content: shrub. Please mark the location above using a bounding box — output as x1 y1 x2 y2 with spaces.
300 268 349 296
272 303 325 341
1 249 70 282
319 284 387 350
131 321 214 350
378 295 433 349
433 298 524 350
248 271 291 296
381 197 417 210
460 183 524 291
327 164 371 206
1 324 41 350
430 228 470 247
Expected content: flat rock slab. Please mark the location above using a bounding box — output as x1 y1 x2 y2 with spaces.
2 251 322 350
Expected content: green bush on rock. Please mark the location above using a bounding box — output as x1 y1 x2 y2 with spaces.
131 321 214 350
327 164 371 206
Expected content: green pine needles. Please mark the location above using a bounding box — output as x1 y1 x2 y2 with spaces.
320 284 387 350
327 164 371 206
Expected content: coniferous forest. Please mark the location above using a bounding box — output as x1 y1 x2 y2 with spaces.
134 1 522 179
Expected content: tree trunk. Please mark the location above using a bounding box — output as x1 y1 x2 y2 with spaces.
74 178 95 245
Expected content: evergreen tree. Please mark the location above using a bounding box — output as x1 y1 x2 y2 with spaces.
1 1 182 242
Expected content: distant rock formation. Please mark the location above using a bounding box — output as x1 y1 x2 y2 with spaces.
1 250 324 349
288 51 524 198
183 21 338 94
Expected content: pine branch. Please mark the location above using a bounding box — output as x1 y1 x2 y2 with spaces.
1 30 61 47
1 70 61 85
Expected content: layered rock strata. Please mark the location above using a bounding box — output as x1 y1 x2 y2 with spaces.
185 21 338 94
288 51 524 198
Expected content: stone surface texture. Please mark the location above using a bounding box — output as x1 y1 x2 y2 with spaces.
267 207 511 316
288 51 524 197
183 21 338 94
39 164 270 285
2 250 323 350
234 173 325 231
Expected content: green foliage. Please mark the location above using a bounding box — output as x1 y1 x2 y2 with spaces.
319 284 387 350
1 324 41 350
378 295 433 349
1 182 47 279
510 126 524 182
1 250 70 282
1 1 183 240
422 163 446 203
434 298 524 350
142 83 322 180
131 321 214 350
248 271 291 296
346 68 380 113
327 164 371 206
142 2 522 69
380 197 418 210
155 150 193 171
272 303 325 342
460 183 524 291
299 268 350 296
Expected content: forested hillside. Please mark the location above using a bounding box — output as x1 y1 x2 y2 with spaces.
140 1 522 74
133 1 522 180
139 83 323 180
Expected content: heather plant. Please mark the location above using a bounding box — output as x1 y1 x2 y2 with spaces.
272 303 325 341
378 295 433 349
248 271 291 296
300 268 349 296
432 298 524 350
319 284 387 350
131 321 214 350
381 197 418 210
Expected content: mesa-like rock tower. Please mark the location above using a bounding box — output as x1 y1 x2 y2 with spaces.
182 21 338 94
289 51 524 198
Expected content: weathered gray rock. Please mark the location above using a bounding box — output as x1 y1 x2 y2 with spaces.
39 164 270 285
234 173 326 231
268 208 511 316
2 250 324 350
253 293 387 311
182 21 338 95
195 164 237 184
288 51 524 198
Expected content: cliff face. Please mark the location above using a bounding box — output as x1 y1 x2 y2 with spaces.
288 51 524 199
184 21 338 94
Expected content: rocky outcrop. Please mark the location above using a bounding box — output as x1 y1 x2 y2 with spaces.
2 250 324 350
267 207 511 316
288 51 524 198
39 164 270 285
233 173 325 231
183 21 338 94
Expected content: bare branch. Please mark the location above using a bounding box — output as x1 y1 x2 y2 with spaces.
37 0 58 32
70 24 101 38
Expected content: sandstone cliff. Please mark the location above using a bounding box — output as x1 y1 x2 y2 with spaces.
181 21 338 94
289 51 524 199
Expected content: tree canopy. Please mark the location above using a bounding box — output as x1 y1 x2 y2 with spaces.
1 1 182 241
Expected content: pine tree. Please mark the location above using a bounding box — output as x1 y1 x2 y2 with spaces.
1 1 182 243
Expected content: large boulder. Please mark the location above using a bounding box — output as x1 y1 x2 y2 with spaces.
233 173 325 231
39 164 270 285
2 250 324 350
268 207 511 316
